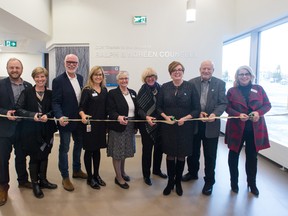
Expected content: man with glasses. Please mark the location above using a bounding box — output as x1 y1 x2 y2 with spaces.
182 60 227 196
52 54 87 192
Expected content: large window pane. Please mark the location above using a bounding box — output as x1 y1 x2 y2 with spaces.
258 23 288 145
222 36 251 90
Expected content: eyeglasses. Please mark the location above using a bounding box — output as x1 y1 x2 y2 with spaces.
94 74 103 77
172 69 184 73
66 61 78 65
119 77 129 80
238 73 251 77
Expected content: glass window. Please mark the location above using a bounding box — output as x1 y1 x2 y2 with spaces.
222 36 251 90
258 22 288 145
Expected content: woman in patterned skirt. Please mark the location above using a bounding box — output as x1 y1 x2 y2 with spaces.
107 71 138 189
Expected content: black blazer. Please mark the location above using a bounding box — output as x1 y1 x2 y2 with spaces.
0 77 32 137
52 72 83 132
107 87 138 132
15 86 57 153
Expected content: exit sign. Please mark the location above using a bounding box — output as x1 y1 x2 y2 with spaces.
5 40 17 47
133 16 147 24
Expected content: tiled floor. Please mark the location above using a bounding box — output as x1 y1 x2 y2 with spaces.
1 134 288 216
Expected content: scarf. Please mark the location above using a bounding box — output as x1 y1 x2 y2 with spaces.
137 82 161 142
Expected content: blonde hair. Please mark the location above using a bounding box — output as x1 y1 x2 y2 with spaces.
31 67 48 78
84 66 106 89
141 67 158 83
234 65 255 87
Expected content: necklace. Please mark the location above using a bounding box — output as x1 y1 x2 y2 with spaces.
122 91 129 95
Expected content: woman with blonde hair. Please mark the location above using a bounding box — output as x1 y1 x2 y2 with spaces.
16 67 58 198
79 66 108 189
137 67 166 186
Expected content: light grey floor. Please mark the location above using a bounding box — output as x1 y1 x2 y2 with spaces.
1 134 288 216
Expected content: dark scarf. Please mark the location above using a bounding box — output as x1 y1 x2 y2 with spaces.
238 82 253 131
137 82 161 142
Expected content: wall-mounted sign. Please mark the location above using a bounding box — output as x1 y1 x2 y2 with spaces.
133 16 147 24
5 40 17 47
102 66 119 87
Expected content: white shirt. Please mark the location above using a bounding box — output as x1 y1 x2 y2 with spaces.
66 72 81 105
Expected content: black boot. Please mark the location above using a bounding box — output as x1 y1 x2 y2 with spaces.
248 182 259 196
175 160 185 196
29 163 44 199
163 159 175 196
39 160 57 189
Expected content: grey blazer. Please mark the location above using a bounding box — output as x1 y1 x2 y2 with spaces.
189 76 227 138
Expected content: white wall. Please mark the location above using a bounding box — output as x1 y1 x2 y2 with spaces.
48 0 234 91
0 0 51 35
0 53 43 85
235 0 288 34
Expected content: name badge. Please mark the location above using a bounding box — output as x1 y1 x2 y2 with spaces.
92 92 98 97
86 124 91 132
251 89 258 93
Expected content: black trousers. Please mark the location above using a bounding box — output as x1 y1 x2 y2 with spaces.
187 122 219 185
140 129 163 178
228 130 257 185
0 132 28 186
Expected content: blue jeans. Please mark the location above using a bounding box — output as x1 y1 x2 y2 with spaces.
58 129 83 178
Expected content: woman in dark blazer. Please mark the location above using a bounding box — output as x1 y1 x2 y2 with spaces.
225 65 271 196
79 66 108 189
16 67 57 199
157 61 199 196
107 71 138 189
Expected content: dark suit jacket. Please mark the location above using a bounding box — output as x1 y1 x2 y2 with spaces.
107 87 138 132
52 72 83 132
189 76 227 138
0 77 32 137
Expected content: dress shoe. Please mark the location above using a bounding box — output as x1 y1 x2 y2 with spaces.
40 179 58 189
95 176 106 186
72 170 88 179
122 175 130 182
18 181 33 189
87 178 100 190
248 184 259 196
153 171 167 179
62 178 74 191
115 178 129 189
144 177 152 186
32 182 44 199
231 184 239 193
0 184 9 206
182 173 198 182
202 184 213 196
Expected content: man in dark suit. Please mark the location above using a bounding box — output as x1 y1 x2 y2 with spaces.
182 60 227 196
52 54 87 192
0 58 32 206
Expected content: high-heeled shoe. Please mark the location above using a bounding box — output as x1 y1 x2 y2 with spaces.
231 184 239 193
175 182 183 196
163 180 174 196
248 184 259 196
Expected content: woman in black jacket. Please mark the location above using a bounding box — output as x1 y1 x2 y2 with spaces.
16 67 57 199
107 71 138 189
